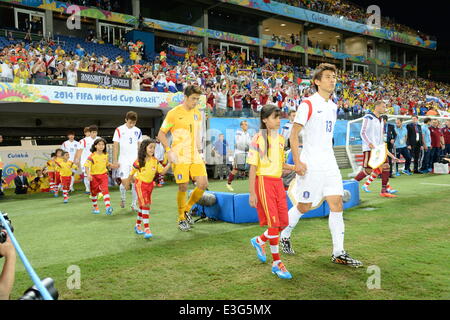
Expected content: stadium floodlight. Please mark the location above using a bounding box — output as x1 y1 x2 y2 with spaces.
346 115 450 177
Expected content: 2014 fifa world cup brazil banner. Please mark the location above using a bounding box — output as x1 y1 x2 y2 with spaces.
0 83 206 109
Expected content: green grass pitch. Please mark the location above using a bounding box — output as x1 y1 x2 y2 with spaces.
1 169 449 300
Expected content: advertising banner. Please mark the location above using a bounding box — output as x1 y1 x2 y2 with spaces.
0 82 206 109
77 71 131 90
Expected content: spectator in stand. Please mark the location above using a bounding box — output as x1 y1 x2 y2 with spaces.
13 62 30 84
31 56 47 84
154 73 168 92
131 72 141 91
75 44 85 58
0 56 13 82
215 86 228 117
66 63 77 87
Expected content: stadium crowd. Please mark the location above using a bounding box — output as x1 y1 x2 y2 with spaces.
276 0 434 40
1 37 449 120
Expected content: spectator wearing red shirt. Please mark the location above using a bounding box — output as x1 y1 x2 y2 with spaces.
141 73 153 91
233 92 243 111
429 119 445 166
260 91 269 105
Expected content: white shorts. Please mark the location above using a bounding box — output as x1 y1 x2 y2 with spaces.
288 169 344 209
115 161 133 179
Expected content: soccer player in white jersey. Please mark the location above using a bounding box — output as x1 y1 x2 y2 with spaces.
280 110 296 150
226 121 252 191
353 101 398 198
61 130 80 192
113 111 143 211
75 125 101 194
279 63 363 267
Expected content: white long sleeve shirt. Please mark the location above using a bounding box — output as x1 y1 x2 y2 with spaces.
360 112 384 152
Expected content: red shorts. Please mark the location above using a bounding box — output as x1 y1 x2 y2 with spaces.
362 151 388 169
255 176 288 228
61 176 71 190
48 172 55 183
135 179 155 207
90 174 109 196
55 172 61 185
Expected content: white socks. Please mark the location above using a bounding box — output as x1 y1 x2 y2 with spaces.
280 206 303 239
328 211 345 257
120 183 126 202
131 183 137 207
83 176 90 192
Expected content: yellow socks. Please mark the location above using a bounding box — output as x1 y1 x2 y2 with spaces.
177 191 187 221
185 187 205 214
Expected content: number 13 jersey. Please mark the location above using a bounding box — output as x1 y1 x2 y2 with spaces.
293 92 339 172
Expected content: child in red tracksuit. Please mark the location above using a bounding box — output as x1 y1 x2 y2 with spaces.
85 138 118 215
248 104 295 280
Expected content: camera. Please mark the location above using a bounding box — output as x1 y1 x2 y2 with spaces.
19 278 59 300
0 212 14 245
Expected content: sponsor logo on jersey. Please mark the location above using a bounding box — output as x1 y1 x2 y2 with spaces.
303 191 310 199
178 174 183 180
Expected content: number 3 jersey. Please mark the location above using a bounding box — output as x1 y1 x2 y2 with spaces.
113 124 143 164
293 92 339 172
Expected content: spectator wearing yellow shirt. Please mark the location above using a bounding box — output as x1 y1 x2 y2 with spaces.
13 62 30 84
55 46 65 60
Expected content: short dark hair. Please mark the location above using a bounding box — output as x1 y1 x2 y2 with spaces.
184 85 202 97
51 152 56 157
312 63 337 91
125 111 138 121
62 151 69 156
380 115 388 121
17 169 23 174
288 110 296 115
89 125 98 132
67 130 75 136
55 148 64 155
84 127 91 134
424 117 431 124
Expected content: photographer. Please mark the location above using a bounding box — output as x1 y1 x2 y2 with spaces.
0 234 16 300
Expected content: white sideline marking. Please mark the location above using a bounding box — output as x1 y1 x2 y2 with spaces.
420 183 450 187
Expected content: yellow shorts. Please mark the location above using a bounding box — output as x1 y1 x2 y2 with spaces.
172 163 207 184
